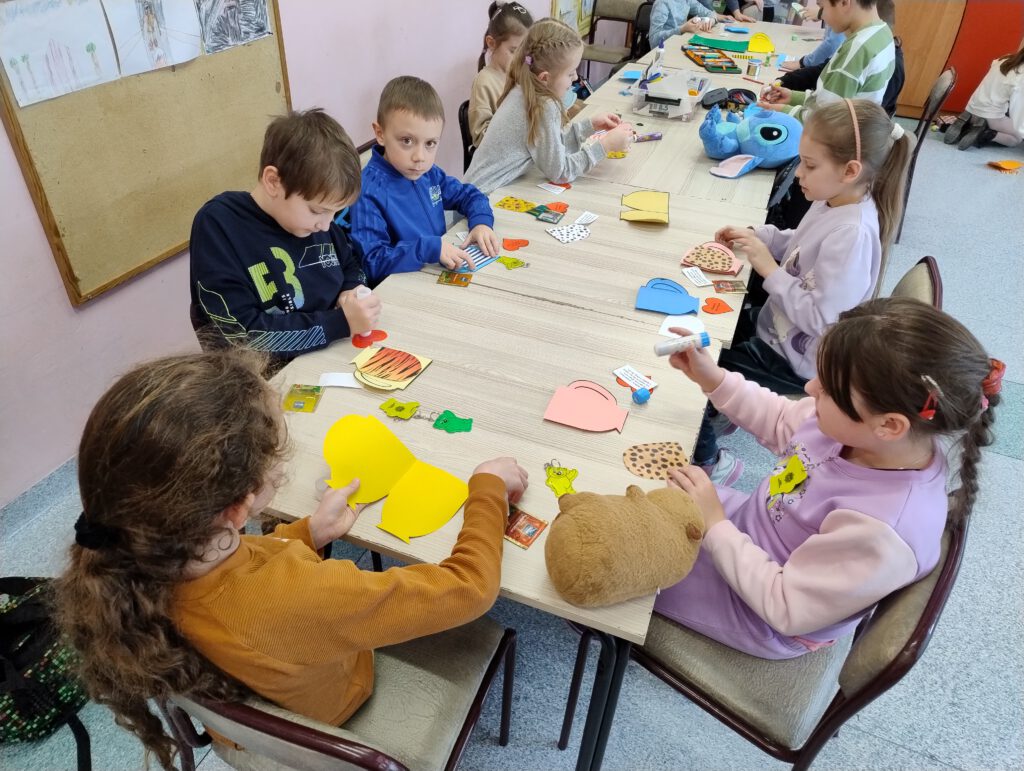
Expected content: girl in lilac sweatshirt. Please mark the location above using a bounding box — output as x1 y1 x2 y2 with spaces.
656 298 1003 658
694 99 914 485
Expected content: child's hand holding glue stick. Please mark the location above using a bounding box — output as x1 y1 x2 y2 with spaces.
660 328 725 393
341 284 382 338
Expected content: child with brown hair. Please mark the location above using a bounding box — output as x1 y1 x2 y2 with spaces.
350 75 499 285
55 350 528 769
945 42 1024 150
657 297 1003 658
465 17 633 194
696 99 914 484
189 109 381 361
470 2 534 147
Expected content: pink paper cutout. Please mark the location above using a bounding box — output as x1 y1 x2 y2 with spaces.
544 380 629 433
681 242 743 276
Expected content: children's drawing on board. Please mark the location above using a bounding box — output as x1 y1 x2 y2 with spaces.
103 0 203 77
0 0 119 107
195 0 270 55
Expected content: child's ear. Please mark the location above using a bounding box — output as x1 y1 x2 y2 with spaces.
484 34 497 52
843 159 864 184
371 121 385 146
537 70 550 85
221 493 256 530
260 166 284 198
874 412 912 442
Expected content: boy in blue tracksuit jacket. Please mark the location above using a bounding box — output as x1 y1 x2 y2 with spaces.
350 75 499 287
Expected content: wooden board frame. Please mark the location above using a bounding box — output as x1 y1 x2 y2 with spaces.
0 0 291 305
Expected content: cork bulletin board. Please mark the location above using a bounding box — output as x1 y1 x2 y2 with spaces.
0 0 291 305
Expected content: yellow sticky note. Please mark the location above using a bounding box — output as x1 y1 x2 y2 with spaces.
769 454 808 497
379 461 468 543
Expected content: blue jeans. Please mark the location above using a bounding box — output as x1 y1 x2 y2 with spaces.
692 312 808 465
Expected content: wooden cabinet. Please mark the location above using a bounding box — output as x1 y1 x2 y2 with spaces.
894 0 968 118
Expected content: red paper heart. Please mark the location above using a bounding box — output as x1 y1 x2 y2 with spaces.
546 201 569 214
701 298 732 314
352 329 389 348
503 238 530 251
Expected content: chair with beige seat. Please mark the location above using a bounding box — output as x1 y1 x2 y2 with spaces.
159 617 516 771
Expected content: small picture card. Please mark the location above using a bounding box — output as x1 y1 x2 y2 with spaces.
282 384 323 412
681 266 712 287
574 210 599 226
547 224 591 243
504 505 549 549
537 181 570 195
613 365 657 392
438 271 473 287
712 279 747 294
537 209 565 224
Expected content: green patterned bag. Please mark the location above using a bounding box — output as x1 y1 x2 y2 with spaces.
0 577 90 755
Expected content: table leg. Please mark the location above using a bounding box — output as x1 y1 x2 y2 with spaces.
574 631 617 771
589 636 632 770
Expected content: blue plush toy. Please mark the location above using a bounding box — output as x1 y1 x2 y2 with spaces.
699 105 803 178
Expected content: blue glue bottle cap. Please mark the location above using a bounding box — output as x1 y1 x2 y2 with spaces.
632 387 651 405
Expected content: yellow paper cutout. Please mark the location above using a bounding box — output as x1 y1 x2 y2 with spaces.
769 454 808 497
323 415 469 541
607 151 628 159
620 190 670 224
351 347 432 391
748 32 775 54
380 460 468 543
495 196 538 213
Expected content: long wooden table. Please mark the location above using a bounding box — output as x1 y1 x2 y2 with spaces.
269 25 820 771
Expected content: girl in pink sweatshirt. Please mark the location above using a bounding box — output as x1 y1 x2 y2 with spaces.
695 99 914 485
656 298 1003 659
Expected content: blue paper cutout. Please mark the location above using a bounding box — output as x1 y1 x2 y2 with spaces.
636 278 699 315
456 244 499 273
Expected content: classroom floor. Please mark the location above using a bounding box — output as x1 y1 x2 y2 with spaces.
2 122 1022 771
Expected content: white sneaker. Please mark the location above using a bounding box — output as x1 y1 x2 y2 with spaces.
700 448 744 487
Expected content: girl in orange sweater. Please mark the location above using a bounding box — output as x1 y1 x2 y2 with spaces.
55 350 527 769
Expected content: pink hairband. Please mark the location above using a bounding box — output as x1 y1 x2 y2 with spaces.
845 98 861 164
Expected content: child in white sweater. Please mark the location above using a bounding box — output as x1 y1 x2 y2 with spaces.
945 43 1024 150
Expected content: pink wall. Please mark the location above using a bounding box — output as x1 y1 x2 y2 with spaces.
0 0 550 507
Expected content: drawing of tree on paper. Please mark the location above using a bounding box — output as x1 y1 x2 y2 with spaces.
0 0 119 107
195 0 269 55
102 0 202 76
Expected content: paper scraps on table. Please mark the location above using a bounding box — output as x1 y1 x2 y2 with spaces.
613 365 657 392
495 196 538 213
544 459 579 497
682 242 742 275
547 224 591 243
702 297 734 314
504 505 549 549
607 151 628 159
352 329 388 348
503 238 529 251
988 159 1022 174
319 372 362 389
636 278 699 315
620 190 670 224
658 315 707 338
537 181 571 194
496 256 528 270
681 266 712 287
351 347 432 391
623 442 689 480
433 410 473 434
574 211 599 226
282 385 323 413
456 245 500 272
380 398 420 419
323 414 467 542
438 271 473 286
544 380 628 433
713 279 747 294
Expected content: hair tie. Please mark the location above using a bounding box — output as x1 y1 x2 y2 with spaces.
980 358 1006 411
844 98 861 164
918 375 943 421
524 54 533 66
74 512 121 550
890 122 905 141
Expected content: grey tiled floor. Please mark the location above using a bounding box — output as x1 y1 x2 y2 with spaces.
2 129 1022 770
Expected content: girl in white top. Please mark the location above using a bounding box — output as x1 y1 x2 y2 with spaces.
465 17 633 195
945 43 1024 150
469 2 533 148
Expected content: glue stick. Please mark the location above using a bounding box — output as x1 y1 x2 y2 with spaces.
353 286 373 342
654 332 710 357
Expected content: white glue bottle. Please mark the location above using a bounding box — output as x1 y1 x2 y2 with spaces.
654 332 710 357
353 286 374 343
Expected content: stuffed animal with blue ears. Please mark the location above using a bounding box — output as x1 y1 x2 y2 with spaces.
699 105 803 178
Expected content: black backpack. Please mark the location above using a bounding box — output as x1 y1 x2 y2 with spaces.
0 577 91 770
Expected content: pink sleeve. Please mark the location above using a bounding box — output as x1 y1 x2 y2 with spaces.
703 509 919 636
707 371 816 454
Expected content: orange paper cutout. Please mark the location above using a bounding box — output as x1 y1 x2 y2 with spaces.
702 297 733 314
503 238 530 251
352 329 388 348
546 201 569 214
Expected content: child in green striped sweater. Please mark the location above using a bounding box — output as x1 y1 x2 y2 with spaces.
759 0 895 122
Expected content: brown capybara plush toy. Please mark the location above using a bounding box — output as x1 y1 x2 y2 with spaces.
544 485 705 608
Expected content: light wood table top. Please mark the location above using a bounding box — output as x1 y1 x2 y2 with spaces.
269 265 720 645
639 21 822 73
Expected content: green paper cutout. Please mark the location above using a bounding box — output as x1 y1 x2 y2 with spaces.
433 410 473 433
